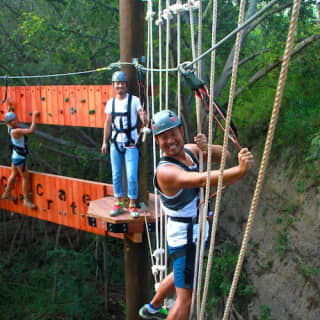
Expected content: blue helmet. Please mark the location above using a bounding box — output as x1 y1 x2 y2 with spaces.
112 71 128 82
151 110 181 136
4 112 17 124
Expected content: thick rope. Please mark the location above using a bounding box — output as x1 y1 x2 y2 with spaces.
165 0 171 110
177 0 182 119
146 0 160 289
190 0 204 316
199 0 246 319
156 0 166 284
223 1 302 318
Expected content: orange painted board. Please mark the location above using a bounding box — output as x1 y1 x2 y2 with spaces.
55 171 64 226
34 172 46 221
74 86 84 128
77 180 88 232
46 174 57 223
88 86 96 128
69 86 78 127
100 86 108 129
40 86 48 124
25 87 33 123
94 86 102 128
1 85 112 127
18 87 26 123
56 86 65 126
71 179 81 231
63 86 71 127
0 166 111 236
49 86 59 125
80 86 89 127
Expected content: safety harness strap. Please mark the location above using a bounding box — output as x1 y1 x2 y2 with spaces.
111 94 137 153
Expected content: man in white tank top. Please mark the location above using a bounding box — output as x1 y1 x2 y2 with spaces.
1 111 40 209
139 110 253 320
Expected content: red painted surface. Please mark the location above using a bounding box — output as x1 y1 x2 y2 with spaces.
0 166 112 235
0 85 113 128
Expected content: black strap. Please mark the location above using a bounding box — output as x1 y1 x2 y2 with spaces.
111 94 137 153
8 128 28 158
159 148 199 172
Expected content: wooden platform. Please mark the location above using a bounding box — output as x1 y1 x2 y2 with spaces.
87 193 160 243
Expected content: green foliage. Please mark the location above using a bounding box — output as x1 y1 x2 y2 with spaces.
297 264 320 282
258 304 272 320
274 202 298 259
306 132 320 161
205 241 255 314
275 231 289 259
0 234 125 320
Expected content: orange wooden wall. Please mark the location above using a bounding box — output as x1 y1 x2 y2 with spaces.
0 85 114 128
0 166 114 235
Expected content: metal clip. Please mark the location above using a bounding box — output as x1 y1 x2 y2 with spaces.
178 62 205 90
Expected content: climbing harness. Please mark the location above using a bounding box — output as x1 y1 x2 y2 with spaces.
110 94 139 153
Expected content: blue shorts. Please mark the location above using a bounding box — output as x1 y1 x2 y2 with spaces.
168 245 195 289
12 158 26 168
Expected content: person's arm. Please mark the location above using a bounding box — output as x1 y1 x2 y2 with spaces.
156 148 253 196
11 111 40 139
101 113 112 155
138 108 147 126
185 133 230 163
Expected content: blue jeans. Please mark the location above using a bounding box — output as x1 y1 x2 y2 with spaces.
110 142 139 200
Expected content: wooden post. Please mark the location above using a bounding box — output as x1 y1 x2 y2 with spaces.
119 1 151 320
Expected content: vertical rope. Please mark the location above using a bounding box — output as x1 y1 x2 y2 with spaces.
177 0 182 118
146 0 161 289
199 0 246 319
156 0 165 285
195 1 205 317
165 0 171 110
189 1 203 318
223 1 302 319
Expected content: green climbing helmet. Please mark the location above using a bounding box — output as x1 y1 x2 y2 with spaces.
4 112 17 124
112 71 128 82
151 110 182 136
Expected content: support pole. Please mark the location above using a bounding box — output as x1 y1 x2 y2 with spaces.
119 1 151 320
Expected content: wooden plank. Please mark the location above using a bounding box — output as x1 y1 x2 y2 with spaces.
50 86 59 126
63 86 71 126
88 85 96 128
25 87 33 123
69 86 77 127
40 86 48 124
56 86 65 126
81 85 89 127
94 86 102 128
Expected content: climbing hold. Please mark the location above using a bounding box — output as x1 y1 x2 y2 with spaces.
41 96 45 101
48 113 52 117
89 109 95 115
28 112 32 116
59 109 64 114
80 99 86 103
70 107 77 115
10 107 15 112
64 97 69 102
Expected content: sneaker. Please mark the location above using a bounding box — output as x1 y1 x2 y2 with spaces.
1 190 16 202
139 304 168 319
110 202 124 217
129 205 139 219
23 198 37 210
